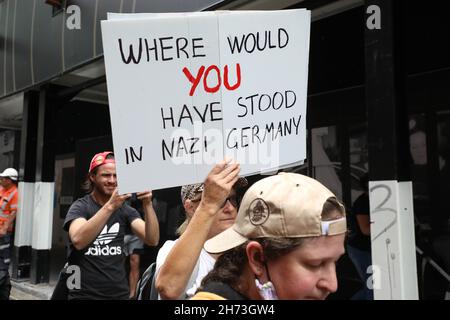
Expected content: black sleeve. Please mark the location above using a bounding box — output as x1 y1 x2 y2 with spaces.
63 198 89 231
352 194 370 217
123 205 141 231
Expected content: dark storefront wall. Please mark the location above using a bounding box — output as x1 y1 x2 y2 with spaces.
306 6 365 209
303 6 366 300
302 3 450 299
403 2 450 299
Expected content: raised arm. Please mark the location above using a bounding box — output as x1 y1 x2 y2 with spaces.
69 189 130 250
156 160 240 300
131 191 160 246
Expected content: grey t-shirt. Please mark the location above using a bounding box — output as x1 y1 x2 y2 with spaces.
64 194 141 300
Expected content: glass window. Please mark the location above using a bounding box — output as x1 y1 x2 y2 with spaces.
311 126 342 200
409 114 430 227
436 111 450 235
0 129 16 169
349 123 369 204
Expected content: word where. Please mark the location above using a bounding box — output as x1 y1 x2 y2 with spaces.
118 36 205 64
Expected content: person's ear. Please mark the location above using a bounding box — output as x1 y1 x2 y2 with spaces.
183 200 195 218
246 241 268 281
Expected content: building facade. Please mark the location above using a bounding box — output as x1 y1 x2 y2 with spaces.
0 0 449 299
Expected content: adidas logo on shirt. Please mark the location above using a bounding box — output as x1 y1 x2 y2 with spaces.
94 223 119 245
85 223 122 256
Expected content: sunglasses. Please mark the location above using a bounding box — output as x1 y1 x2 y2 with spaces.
191 195 239 208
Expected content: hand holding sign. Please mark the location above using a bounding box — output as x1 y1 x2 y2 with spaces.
136 191 153 205
101 10 311 193
201 159 241 213
106 188 132 211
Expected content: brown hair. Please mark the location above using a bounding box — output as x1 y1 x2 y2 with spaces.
176 218 190 235
176 197 201 235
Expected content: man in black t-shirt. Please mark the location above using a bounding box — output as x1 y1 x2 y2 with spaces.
63 151 160 300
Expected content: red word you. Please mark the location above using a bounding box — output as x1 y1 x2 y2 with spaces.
182 63 241 96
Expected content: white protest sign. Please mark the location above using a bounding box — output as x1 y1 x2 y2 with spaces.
101 10 311 193
219 10 310 174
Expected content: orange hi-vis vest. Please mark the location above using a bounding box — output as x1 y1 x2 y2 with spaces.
0 185 18 233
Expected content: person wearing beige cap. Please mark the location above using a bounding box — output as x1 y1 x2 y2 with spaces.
191 172 347 300
155 159 247 300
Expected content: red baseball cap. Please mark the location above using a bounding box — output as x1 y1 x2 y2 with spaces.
89 151 115 173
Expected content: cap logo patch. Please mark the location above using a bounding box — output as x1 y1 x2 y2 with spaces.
249 198 270 226
95 156 104 164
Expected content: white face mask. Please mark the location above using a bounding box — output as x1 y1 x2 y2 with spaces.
255 278 279 300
